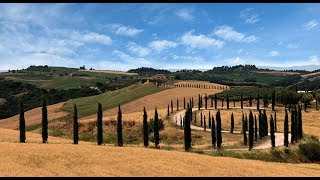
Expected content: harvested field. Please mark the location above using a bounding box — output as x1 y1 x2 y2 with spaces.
301 71 320 78
0 102 69 130
0 129 319 176
79 69 138 76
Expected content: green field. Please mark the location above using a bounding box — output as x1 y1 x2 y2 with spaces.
61 83 168 118
212 73 286 85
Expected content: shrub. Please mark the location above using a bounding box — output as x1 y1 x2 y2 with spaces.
148 118 164 133
299 136 320 162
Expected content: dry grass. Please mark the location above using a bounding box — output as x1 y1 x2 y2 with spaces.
0 102 69 130
0 129 320 176
80 87 222 123
301 71 320 78
79 69 138 76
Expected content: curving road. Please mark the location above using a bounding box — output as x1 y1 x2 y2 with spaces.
172 107 291 150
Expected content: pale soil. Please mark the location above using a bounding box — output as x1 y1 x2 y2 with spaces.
79 87 222 123
301 71 320 78
79 69 138 76
0 102 69 129
0 129 319 176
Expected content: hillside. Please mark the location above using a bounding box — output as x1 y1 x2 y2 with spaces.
0 129 319 176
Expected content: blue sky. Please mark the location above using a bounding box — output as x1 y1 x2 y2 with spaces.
0 3 320 71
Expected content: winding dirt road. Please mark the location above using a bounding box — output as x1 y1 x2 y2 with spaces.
173 107 291 150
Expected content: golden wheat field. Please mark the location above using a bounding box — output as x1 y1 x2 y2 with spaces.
0 128 319 176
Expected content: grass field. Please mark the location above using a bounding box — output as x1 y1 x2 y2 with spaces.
79 69 138 76
0 129 320 176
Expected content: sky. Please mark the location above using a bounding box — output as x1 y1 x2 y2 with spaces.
0 3 320 71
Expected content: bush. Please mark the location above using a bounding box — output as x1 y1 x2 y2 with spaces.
299 136 320 162
148 118 164 133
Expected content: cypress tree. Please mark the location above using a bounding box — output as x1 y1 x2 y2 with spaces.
272 90 275 111
233 100 236 107
249 95 252 107
284 108 289 147
211 97 213 107
221 99 224 107
216 110 222 148
73 104 78 144
203 115 206 131
198 94 201 110
184 105 192 151
248 111 254 150
211 116 216 148
257 94 260 110
167 104 169 116
230 112 234 133
263 109 268 136
200 95 203 108
240 94 243 109
297 105 303 140
184 97 186 109
143 107 149 147
254 115 257 141
97 103 103 145
200 111 203 127
242 114 247 145
177 98 179 111
180 117 183 128
208 111 211 128
42 97 48 143
117 105 123 147
205 94 208 109
192 97 194 108
19 99 26 143
214 94 217 109
270 114 275 148
290 108 295 143
259 110 263 139
226 94 229 109
154 108 160 148
241 112 245 134
274 111 277 132
171 100 173 113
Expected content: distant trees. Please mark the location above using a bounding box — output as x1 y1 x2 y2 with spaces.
19 100 26 143
97 103 103 145
42 97 48 143
117 105 123 147
143 107 149 147
230 112 234 133
73 104 79 144
216 110 222 148
154 108 160 148
248 111 254 150
284 108 289 147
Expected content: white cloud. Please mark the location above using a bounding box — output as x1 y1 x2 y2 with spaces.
287 43 298 49
70 31 112 45
112 50 151 65
309 55 319 64
149 40 177 52
213 25 256 43
176 9 193 21
127 42 150 57
226 57 246 65
269 51 280 57
304 19 318 31
109 24 143 37
172 55 204 62
181 30 224 50
240 8 260 24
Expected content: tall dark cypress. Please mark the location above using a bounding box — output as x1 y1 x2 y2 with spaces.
290 108 295 143
19 99 26 143
254 115 257 141
221 99 224 107
184 105 192 151
200 95 203 108
270 114 275 148
295 106 299 142
242 113 247 145
240 94 243 109
241 112 245 134
230 112 234 133
171 100 173 113
97 103 103 145
167 104 169 116
211 116 216 148
117 105 123 147
257 94 260 110
263 109 268 136
272 90 275 111
208 111 211 128
176 98 179 111
73 104 78 144
274 111 277 132
214 94 217 109
205 94 208 109
200 111 203 127
249 95 252 107
284 108 289 147
298 105 303 140
259 110 263 139
198 94 201 110
211 97 213 107
248 111 254 150
191 97 194 108
42 97 48 143
203 115 206 131
184 97 186 109
226 94 229 109
143 107 149 147
216 110 222 148
263 94 268 108
154 108 160 148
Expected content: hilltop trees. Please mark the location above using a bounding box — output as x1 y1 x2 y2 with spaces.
73 104 79 144
248 111 254 150
284 108 289 147
97 103 103 145
19 100 26 143
143 107 149 147
117 105 123 147
42 97 48 143
216 110 222 148
154 108 160 148
230 112 234 133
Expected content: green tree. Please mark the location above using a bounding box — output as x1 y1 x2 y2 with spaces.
208 111 211 128
242 113 247 146
184 105 192 151
97 103 103 145
230 112 234 133
117 105 123 147
73 104 78 144
42 97 48 143
274 111 277 132
198 94 201 110
154 108 160 148
211 97 213 107
301 93 313 112
211 116 216 148
290 108 296 143
248 111 254 150
297 105 303 140
205 94 208 109
200 111 203 127
143 107 149 147
216 110 222 148
284 108 289 147
176 98 179 111
184 97 186 109
272 90 276 111
167 104 169 117
270 114 275 148
258 110 263 139
19 99 26 143
263 109 268 136
191 97 194 108
263 94 268 108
